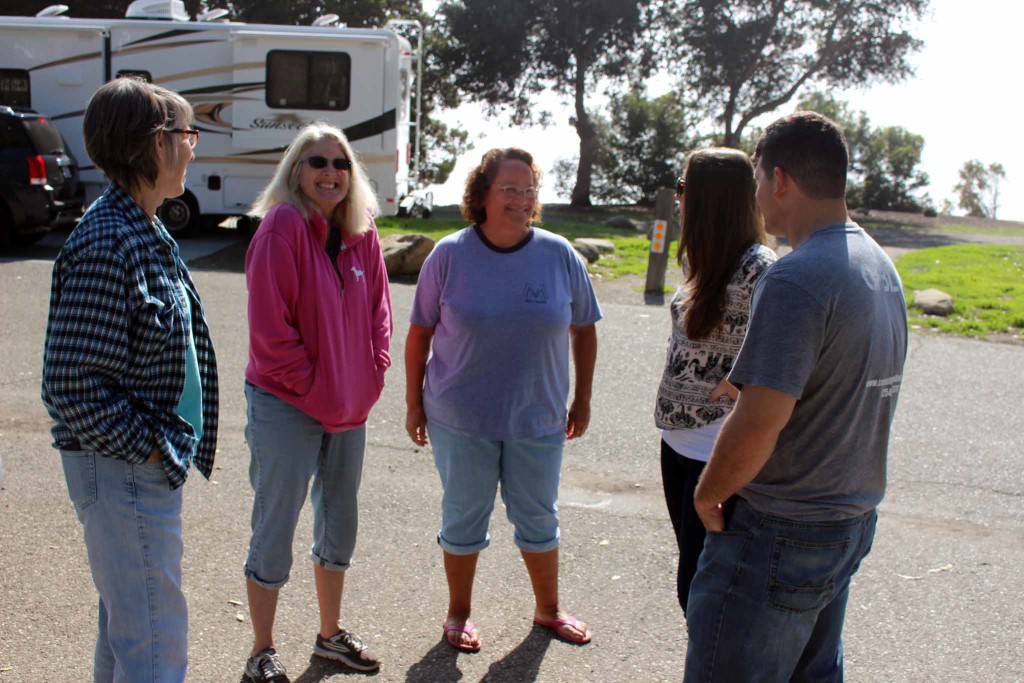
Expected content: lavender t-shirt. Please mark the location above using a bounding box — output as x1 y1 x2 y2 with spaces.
410 226 602 440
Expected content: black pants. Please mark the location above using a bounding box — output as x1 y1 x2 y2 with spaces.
660 438 708 616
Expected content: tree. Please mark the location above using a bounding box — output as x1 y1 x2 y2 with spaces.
796 92 928 212
955 160 1006 218
668 0 930 147
553 86 697 205
437 0 656 206
858 126 929 211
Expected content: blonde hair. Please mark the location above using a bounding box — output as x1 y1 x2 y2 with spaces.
251 122 379 235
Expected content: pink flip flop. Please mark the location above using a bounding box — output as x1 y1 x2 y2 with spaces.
442 620 481 653
533 615 592 645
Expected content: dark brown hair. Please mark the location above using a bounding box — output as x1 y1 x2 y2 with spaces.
461 147 543 225
676 147 767 340
753 111 849 199
83 77 192 194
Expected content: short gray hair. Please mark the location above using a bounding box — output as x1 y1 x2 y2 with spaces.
83 77 193 194
251 123 379 234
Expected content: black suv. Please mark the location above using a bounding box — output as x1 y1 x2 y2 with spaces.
0 106 85 248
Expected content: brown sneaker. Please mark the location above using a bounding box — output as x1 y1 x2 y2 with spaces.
313 629 380 672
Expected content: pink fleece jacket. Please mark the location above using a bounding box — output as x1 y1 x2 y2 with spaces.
244 203 392 431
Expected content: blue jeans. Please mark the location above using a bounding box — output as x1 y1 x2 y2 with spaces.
60 451 187 683
244 382 366 588
684 497 877 683
427 422 564 555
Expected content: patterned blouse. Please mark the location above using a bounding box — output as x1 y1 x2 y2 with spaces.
655 242 777 431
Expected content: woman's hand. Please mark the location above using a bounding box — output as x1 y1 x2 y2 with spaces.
709 378 739 402
565 397 590 440
406 404 428 446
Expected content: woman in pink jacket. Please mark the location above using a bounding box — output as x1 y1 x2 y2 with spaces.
240 123 392 682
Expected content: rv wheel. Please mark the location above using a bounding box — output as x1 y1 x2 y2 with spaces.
158 193 200 237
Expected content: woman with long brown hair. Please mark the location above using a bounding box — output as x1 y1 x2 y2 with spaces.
654 148 777 616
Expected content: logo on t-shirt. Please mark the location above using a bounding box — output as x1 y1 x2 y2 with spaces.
524 283 548 304
351 266 364 282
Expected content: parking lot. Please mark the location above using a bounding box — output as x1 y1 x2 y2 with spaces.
1 230 1022 681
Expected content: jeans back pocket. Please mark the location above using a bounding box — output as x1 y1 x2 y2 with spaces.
767 536 851 613
60 451 98 516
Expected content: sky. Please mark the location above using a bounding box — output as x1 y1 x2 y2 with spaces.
423 0 1024 222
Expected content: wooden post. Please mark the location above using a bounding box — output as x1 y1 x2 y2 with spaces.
644 187 677 295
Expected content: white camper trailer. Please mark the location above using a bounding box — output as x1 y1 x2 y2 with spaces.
0 0 422 233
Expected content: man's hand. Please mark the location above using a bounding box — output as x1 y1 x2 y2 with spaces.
694 494 726 532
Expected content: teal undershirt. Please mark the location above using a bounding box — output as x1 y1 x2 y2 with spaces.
177 281 204 445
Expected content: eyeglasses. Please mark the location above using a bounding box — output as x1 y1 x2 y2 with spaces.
675 177 686 196
166 128 199 149
495 184 537 200
304 155 353 171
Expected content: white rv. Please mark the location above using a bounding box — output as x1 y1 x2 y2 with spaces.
0 0 422 233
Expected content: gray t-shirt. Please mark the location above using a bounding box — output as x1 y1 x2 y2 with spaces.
729 223 908 520
410 225 602 440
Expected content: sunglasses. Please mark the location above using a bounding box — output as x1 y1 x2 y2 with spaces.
304 155 353 171
675 177 686 196
166 128 199 149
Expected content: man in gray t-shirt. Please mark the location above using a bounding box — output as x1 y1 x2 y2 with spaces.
683 112 908 683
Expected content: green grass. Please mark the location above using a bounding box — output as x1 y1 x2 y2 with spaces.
896 244 1024 336
375 216 658 279
935 223 1024 238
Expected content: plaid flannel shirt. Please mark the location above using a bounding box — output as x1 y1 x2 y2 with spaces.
41 183 219 488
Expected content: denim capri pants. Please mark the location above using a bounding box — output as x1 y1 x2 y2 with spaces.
244 382 366 588
427 421 564 555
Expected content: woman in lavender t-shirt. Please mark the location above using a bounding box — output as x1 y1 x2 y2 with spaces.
405 148 602 652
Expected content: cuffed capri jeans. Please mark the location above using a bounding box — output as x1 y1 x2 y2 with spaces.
427 421 564 555
60 450 188 683
243 382 366 588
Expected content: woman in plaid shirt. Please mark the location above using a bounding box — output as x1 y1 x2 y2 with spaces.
41 77 217 682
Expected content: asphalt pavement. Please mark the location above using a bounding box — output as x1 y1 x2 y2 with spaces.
1 233 1022 682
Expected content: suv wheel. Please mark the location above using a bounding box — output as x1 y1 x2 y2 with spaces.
158 193 200 237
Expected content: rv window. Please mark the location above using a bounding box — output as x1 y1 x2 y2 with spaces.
267 50 351 111
399 68 410 122
117 70 153 83
0 69 31 109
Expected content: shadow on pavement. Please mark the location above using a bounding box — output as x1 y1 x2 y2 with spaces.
863 225 968 250
479 628 552 682
293 655 380 681
404 640 462 682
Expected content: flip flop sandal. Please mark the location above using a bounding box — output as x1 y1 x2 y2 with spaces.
533 615 592 645
442 620 481 653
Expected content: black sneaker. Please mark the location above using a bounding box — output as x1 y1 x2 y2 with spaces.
242 647 290 683
313 629 380 672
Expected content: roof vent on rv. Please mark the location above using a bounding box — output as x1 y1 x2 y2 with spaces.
36 4 70 17
125 0 190 22
199 8 230 22
312 14 345 27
